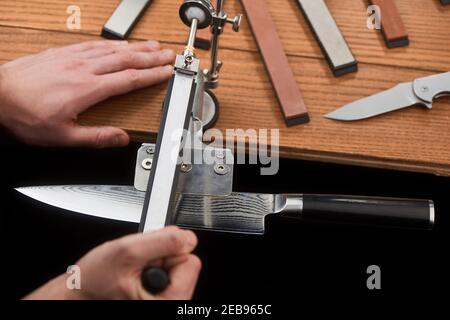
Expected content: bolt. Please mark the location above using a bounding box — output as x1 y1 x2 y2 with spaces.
227 14 242 32
216 151 225 159
180 163 192 173
141 158 152 170
214 164 229 175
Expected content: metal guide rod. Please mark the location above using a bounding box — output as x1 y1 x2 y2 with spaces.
186 18 199 52
194 0 217 49
139 20 200 232
208 0 224 81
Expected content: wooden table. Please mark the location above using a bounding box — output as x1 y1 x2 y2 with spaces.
1 0 450 176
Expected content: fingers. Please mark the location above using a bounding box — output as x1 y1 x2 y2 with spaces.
162 254 202 300
115 227 198 300
138 254 202 300
77 40 161 60
61 40 129 53
125 41 162 53
92 49 175 75
55 40 161 59
77 46 126 60
123 226 198 263
96 65 173 100
62 124 130 148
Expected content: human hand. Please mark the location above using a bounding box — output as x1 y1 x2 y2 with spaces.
0 40 175 148
24 226 201 300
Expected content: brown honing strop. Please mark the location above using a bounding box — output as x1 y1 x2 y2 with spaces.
241 0 309 126
370 0 409 48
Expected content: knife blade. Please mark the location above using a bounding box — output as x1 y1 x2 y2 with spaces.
16 185 434 233
325 71 450 121
16 185 272 234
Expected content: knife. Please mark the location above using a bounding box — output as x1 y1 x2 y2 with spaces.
325 71 450 121
16 185 434 233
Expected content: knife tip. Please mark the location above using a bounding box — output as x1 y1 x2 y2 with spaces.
324 111 361 121
14 187 31 194
324 112 343 121
14 187 26 195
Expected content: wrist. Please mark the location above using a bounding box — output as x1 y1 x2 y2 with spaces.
58 274 86 300
23 273 87 300
0 67 8 126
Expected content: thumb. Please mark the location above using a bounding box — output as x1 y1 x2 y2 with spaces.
64 124 130 148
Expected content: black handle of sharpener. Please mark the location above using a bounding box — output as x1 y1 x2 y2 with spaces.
141 267 170 295
296 195 435 229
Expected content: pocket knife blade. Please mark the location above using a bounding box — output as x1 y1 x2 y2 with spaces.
325 71 450 121
325 82 424 121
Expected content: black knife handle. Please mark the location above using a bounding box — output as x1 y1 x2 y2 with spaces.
297 195 434 229
141 267 170 295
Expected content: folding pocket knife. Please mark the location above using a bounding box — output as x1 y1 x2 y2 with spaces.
326 71 450 121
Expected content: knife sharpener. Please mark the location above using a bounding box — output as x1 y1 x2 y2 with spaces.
137 0 241 294
297 0 357 77
102 0 152 39
139 0 241 233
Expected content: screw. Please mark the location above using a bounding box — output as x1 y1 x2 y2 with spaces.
227 14 242 32
180 163 192 173
146 147 154 155
420 86 429 93
216 61 223 73
142 158 152 170
216 151 225 159
214 164 229 175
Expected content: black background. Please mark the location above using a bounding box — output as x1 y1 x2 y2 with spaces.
1 135 449 301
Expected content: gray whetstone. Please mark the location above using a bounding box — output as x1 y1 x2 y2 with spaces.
102 0 152 39
297 0 357 77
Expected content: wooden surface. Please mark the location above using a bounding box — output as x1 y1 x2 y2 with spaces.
1 0 450 176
